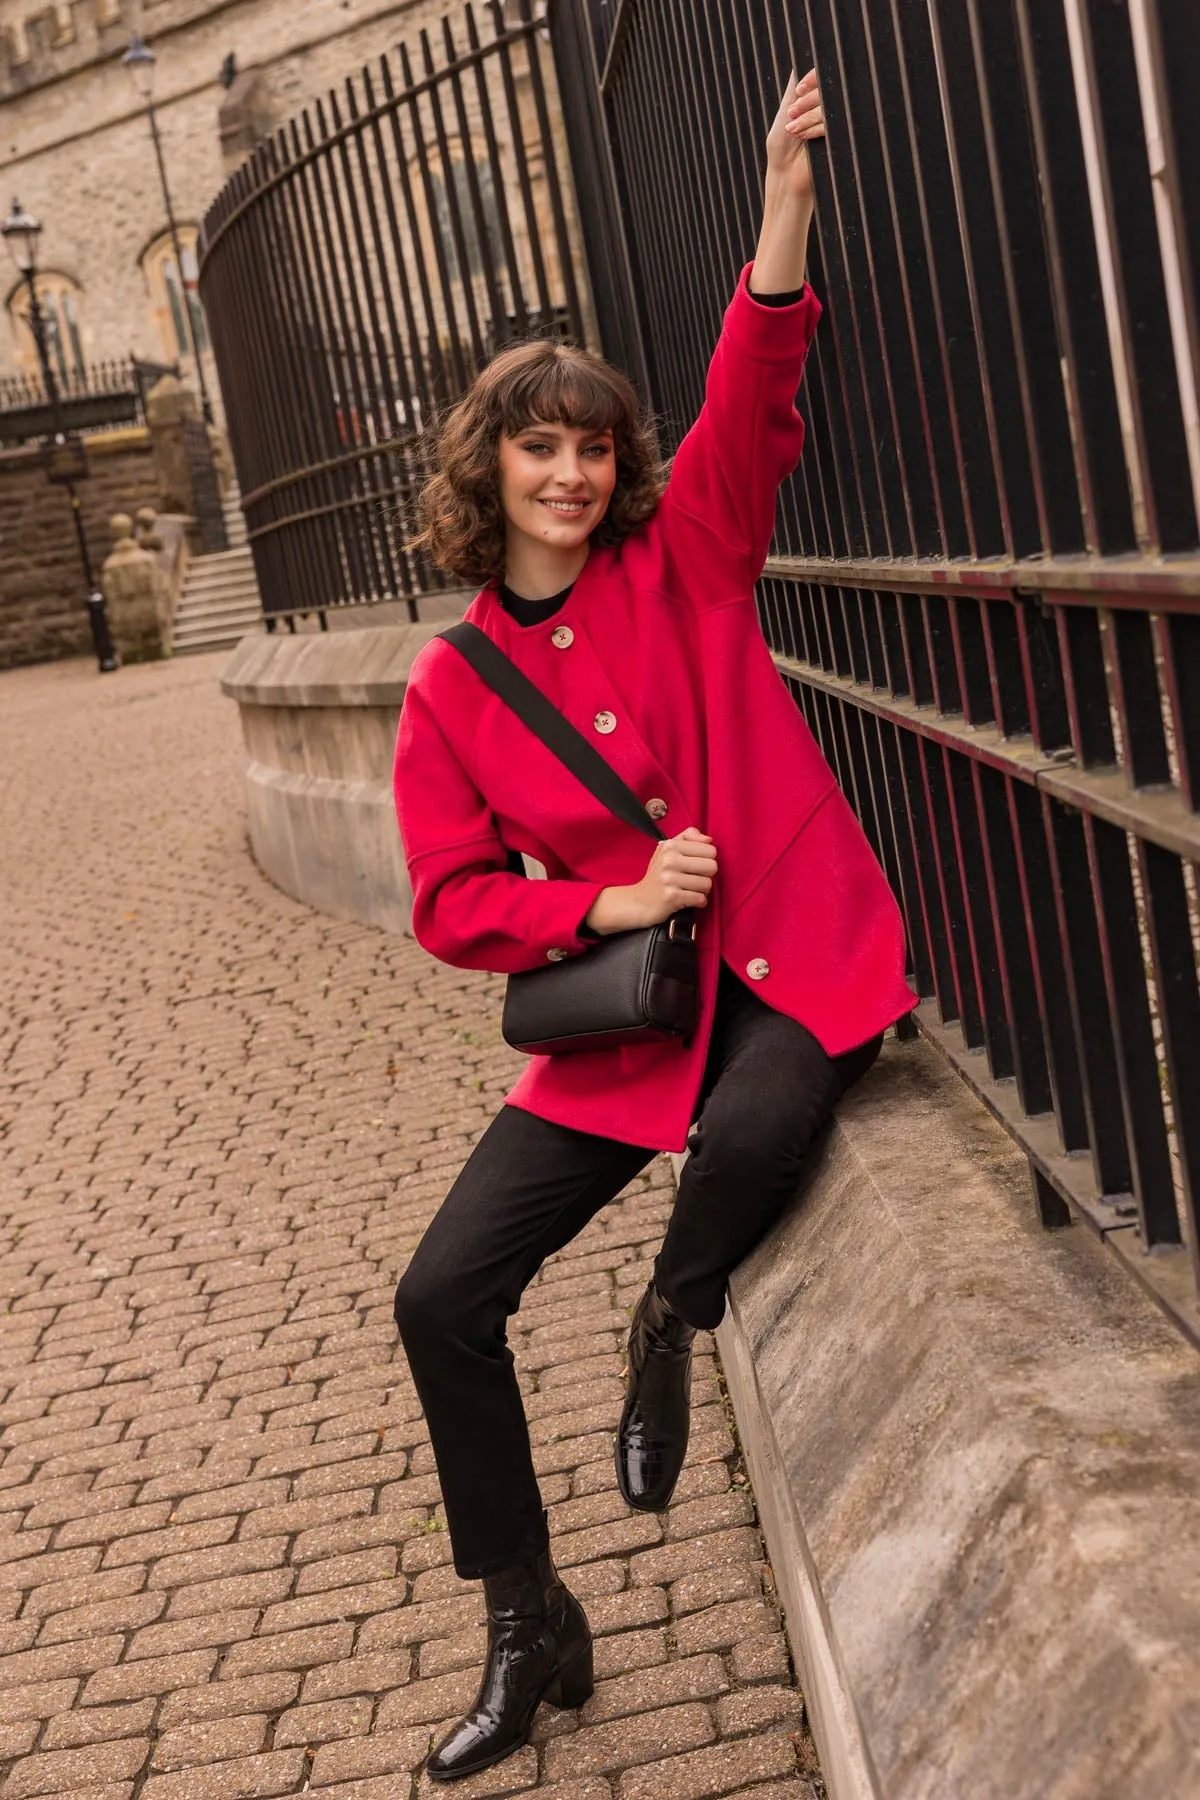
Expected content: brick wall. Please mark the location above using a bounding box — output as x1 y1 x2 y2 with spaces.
0 429 160 668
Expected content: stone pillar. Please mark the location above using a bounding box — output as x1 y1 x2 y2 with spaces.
145 374 201 516
101 512 170 662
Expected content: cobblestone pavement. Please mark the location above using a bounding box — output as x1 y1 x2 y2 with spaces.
0 652 820 1800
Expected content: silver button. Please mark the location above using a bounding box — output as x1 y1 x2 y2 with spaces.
593 711 617 735
746 958 770 981
547 948 569 963
551 625 574 649
645 797 669 821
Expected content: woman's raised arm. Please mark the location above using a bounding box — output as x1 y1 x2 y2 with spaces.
642 71 828 605
752 69 825 293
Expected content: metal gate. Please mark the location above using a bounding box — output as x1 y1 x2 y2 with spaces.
552 0 1200 1342
198 0 585 623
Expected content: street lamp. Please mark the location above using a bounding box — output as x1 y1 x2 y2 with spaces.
1 198 118 673
122 32 214 424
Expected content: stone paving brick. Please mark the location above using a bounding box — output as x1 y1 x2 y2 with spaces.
0 1738 147 1798
40 1700 155 1750
579 1654 728 1725
725 1785 819 1800
273 1695 373 1746
669 1564 764 1618
412 1747 539 1797
300 1650 412 1703
542 1701 716 1779
714 1685 804 1736
674 1600 776 1657
82 1650 220 1705
138 1748 307 1799
220 1622 354 1678
309 1725 432 1785
0 656 818 1798
158 1673 301 1729
615 1729 799 1799
729 1635 791 1685
0 1728 38 1765
151 1716 270 1770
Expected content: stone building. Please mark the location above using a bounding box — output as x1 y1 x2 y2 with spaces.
0 0 462 405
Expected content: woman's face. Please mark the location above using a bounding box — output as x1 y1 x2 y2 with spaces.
497 420 617 555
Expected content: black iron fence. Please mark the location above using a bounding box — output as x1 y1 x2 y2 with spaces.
554 0 1200 1342
197 0 585 624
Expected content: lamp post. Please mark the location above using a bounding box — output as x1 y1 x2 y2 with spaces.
122 32 214 424
2 199 118 673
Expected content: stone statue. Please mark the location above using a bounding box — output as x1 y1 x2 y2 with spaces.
101 511 170 661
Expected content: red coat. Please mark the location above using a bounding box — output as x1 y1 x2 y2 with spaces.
393 267 916 1152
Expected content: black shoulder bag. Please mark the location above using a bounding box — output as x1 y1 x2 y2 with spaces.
439 621 701 1056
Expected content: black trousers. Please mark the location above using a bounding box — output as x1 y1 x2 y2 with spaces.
394 962 881 1578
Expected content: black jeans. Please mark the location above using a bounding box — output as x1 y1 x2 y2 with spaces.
394 962 881 1577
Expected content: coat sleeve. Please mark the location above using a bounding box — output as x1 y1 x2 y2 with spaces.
646 264 821 604
393 663 606 974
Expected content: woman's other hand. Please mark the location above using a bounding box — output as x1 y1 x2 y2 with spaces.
765 69 826 205
585 828 718 935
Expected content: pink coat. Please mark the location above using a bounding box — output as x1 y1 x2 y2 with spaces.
393 267 916 1152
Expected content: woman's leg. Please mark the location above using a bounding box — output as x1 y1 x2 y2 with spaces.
393 1103 653 1578
655 965 883 1331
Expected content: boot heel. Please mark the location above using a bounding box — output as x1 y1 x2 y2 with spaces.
545 1642 594 1709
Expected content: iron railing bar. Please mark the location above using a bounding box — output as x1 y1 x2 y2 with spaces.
1010 0 1136 557
489 1 554 322
597 0 634 95
397 38 470 395
516 0 586 342
803 0 904 557
762 551 1200 601
1083 813 1182 1249
245 480 431 537
888 0 1005 558
463 5 528 337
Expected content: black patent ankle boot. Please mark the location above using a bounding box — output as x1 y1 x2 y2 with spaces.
425 1541 593 1783
616 1280 697 1512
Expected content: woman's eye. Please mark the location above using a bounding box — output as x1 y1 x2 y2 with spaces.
521 442 551 455
583 443 612 458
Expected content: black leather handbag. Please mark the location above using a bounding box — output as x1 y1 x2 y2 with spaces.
440 621 701 1056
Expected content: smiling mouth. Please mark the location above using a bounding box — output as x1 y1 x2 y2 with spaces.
539 498 589 515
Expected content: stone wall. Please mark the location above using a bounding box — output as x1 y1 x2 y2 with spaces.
0 428 160 668
0 0 466 390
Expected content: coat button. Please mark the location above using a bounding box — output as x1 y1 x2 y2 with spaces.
645 797 669 821
746 958 770 981
546 948 569 962
551 625 574 649
593 711 617 735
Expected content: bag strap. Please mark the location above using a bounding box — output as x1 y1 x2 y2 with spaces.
439 620 664 843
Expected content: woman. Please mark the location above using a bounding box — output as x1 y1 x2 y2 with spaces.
392 70 915 1783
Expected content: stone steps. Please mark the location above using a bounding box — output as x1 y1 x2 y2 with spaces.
172 531 264 655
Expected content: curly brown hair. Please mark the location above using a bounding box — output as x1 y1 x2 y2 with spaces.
408 337 665 584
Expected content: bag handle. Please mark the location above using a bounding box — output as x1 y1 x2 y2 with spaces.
439 621 665 843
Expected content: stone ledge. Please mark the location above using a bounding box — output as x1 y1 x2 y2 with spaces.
223 614 465 934
710 1036 1200 1800
221 603 467 707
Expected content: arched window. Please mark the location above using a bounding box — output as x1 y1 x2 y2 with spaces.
7 273 86 385
141 227 209 362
